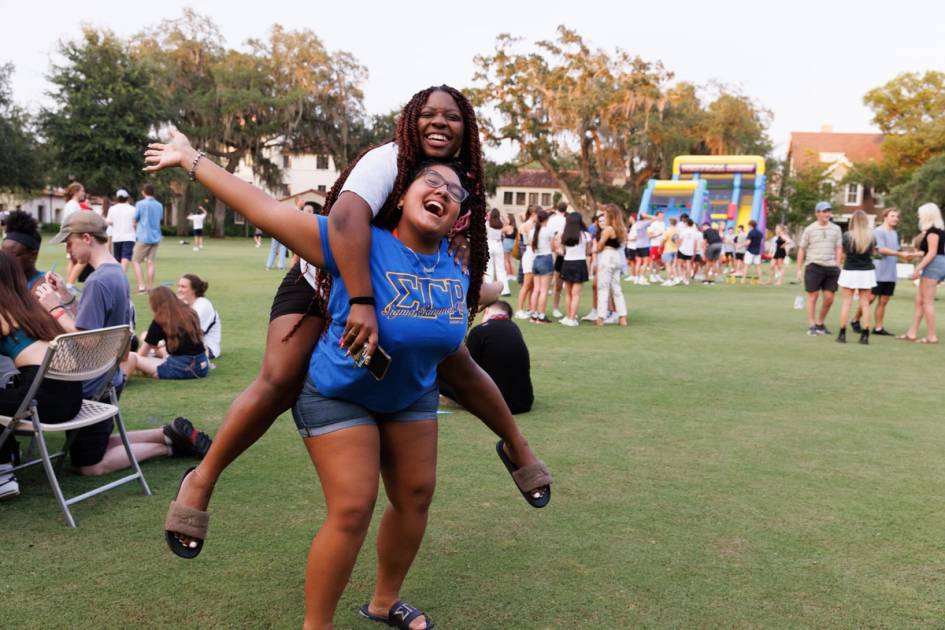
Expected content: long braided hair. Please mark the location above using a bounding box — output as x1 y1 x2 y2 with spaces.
304 85 488 332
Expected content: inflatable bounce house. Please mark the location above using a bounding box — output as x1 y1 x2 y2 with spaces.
637 155 767 235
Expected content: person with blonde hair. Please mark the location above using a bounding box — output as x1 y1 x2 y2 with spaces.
595 204 628 326
900 202 945 344
835 211 876 344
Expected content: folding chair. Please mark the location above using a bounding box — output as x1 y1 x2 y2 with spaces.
0 325 152 527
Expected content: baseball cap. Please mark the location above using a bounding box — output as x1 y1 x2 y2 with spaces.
115 188 129 199
50 211 108 244
814 201 833 212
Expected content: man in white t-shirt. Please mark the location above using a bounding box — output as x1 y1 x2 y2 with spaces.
106 189 137 271
646 211 666 282
547 201 568 318
187 206 208 251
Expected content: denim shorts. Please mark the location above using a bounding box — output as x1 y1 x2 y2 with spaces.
921 255 945 282
292 377 439 438
532 254 554 276
661 251 676 264
157 353 209 380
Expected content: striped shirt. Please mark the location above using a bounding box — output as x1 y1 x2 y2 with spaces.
799 221 842 267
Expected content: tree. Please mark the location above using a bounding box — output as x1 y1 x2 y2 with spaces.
703 90 772 156
888 156 945 238
137 10 368 236
864 71 945 173
39 29 164 196
0 63 43 192
471 27 669 217
781 164 834 228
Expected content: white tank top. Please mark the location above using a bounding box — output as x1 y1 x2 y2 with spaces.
534 225 553 255
486 225 503 242
563 232 588 261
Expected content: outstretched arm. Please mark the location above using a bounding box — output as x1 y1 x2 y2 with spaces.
144 130 324 267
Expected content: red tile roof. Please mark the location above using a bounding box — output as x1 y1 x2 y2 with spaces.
788 132 885 171
497 170 558 188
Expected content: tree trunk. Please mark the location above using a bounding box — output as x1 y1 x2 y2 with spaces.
579 131 599 216
177 180 191 236
537 157 586 219
210 153 245 238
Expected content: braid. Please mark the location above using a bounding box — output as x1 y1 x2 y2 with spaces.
283 84 488 340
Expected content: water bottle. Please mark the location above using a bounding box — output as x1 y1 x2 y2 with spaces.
793 295 804 309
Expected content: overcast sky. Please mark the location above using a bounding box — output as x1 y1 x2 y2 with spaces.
3 0 944 160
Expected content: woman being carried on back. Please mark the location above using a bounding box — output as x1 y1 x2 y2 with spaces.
147 88 551 630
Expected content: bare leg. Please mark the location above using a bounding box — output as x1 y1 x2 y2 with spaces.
818 290 835 326
905 288 924 339
516 274 533 313
133 354 165 378
369 420 438 630
171 314 322 545
806 291 819 327
838 288 854 328
874 295 891 331
147 259 157 290
78 428 172 476
860 290 873 330
302 426 380 630
552 272 563 311
568 282 582 320
132 260 146 291
921 279 938 341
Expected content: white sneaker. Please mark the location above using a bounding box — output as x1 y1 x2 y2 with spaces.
514 310 530 320
0 464 19 501
193 247 200 251
637 278 650 286
562 318 579 327
603 312 619 324
581 309 599 321
552 309 564 319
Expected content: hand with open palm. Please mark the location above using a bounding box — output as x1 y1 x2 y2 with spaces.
144 129 198 173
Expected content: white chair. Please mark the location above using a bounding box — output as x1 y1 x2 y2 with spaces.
0 325 152 527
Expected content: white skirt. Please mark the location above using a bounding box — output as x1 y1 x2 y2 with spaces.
838 269 877 290
522 249 536 274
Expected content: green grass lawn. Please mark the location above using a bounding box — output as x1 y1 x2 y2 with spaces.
5 238 945 628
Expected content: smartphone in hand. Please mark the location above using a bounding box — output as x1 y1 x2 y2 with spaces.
354 345 392 381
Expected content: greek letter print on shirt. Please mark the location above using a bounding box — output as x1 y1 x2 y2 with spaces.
311 215 469 413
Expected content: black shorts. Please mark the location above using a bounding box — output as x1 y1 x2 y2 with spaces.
804 264 840 293
269 263 324 322
625 248 636 260
193 229 203 237
873 281 896 296
636 247 649 258
694 255 704 263
70 383 124 468
553 255 564 273
112 241 134 261
774 250 787 260
735 253 745 261
560 259 589 283
678 252 692 261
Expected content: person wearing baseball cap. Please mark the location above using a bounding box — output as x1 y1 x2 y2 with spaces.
108 188 137 271
796 200 843 335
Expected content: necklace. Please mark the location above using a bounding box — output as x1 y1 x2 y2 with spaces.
405 244 441 274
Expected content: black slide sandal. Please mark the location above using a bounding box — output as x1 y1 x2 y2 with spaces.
495 440 552 508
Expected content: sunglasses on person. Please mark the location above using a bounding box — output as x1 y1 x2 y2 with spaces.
420 168 469 204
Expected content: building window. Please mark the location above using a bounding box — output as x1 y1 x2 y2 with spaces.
874 193 885 209
845 183 860 206
282 155 291 168
527 192 539 205
515 192 526 206
503 191 513 205
316 155 329 170
233 211 245 225
317 185 326 193
541 193 551 206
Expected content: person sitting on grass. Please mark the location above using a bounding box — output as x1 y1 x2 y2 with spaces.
1 210 46 292
124 286 210 380
439 300 533 413
146 129 552 630
176 274 221 360
0 251 210 490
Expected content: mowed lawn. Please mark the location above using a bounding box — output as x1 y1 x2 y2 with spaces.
6 238 945 629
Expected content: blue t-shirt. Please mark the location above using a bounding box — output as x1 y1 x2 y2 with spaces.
310 215 469 413
75 263 130 397
747 228 764 255
134 198 163 244
26 270 45 289
873 226 900 283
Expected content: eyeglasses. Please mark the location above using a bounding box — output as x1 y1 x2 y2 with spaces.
420 169 468 204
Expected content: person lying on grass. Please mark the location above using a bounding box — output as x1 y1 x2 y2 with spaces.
146 130 552 630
